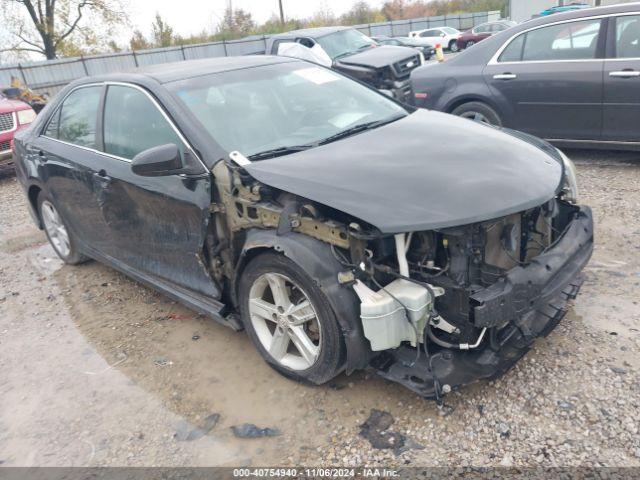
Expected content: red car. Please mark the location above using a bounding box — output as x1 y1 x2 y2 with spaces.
0 92 36 171
456 20 516 50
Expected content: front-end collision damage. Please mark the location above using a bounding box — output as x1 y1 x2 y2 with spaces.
206 154 593 399
207 159 373 373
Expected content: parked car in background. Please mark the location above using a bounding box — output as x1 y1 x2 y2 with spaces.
13 56 591 399
408 27 462 52
371 35 436 60
456 20 517 50
540 3 590 16
0 92 36 173
266 27 423 103
411 3 640 150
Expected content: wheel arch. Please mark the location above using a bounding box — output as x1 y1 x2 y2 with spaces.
27 183 44 229
445 95 503 118
235 228 371 374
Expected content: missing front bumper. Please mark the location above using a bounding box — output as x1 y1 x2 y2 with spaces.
371 206 594 398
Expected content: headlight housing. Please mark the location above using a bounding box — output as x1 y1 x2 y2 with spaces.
557 148 578 203
17 108 36 125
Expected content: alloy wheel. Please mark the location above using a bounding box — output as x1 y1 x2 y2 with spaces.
460 111 492 125
467 40 475 48
248 272 321 371
41 200 71 258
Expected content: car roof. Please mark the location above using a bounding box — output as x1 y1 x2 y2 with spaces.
270 26 351 40
71 55 297 86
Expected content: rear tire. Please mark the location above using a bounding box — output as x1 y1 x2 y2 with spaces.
239 252 344 385
37 191 88 265
451 101 502 127
466 40 475 48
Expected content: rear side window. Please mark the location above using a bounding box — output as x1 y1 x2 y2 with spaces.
615 15 640 58
499 19 601 62
46 86 101 148
102 85 184 160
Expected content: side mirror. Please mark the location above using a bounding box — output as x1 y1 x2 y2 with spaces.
440 33 446 37
131 143 185 177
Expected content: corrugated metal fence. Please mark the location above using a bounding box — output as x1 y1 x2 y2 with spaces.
0 11 500 96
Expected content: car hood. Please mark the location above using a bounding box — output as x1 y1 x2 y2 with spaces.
0 98 30 113
244 110 563 234
334 45 417 69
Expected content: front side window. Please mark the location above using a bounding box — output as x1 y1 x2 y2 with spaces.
47 86 101 148
523 19 601 61
420 30 437 38
499 19 601 62
615 15 640 58
315 29 375 59
170 63 407 159
103 85 184 160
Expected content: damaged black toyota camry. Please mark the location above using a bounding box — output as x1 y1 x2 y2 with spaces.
13 56 593 399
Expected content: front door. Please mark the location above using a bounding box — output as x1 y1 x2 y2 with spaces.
32 84 113 254
95 83 219 298
603 14 640 142
483 17 605 140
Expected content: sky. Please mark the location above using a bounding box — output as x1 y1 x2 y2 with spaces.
129 0 383 37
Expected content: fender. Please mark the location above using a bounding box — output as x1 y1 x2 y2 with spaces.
237 228 372 374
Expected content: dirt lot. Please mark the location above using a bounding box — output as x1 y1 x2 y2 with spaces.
1 150 639 468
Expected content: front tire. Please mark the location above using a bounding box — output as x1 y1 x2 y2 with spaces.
37 192 87 265
449 40 459 52
466 40 475 48
451 101 502 127
239 252 344 385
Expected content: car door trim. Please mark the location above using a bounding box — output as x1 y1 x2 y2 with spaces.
39 81 207 173
488 11 640 66
547 138 640 146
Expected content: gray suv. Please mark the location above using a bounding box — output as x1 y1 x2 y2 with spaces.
411 3 640 150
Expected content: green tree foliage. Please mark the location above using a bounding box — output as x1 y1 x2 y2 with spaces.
152 13 175 48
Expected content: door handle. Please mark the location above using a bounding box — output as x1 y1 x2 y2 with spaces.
609 70 640 78
493 73 517 80
37 150 47 162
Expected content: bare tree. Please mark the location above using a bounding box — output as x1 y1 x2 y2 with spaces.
3 0 127 60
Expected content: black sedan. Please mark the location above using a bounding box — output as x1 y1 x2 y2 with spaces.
14 56 593 399
411 3 640 150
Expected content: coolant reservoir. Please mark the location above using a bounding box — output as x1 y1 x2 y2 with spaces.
353 279 434 351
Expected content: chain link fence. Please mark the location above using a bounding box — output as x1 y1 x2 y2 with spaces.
0 11 500 97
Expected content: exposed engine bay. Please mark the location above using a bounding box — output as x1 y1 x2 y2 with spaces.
208 157 593 399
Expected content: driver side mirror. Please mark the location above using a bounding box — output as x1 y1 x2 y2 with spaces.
131 143 202 176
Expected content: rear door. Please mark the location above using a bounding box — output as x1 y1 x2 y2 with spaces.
483 17 605 140
31 84 113 253
95 83 219 298
603 13 640 142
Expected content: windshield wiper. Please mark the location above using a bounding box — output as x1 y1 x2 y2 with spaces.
248 145 314 161
316 116 405 146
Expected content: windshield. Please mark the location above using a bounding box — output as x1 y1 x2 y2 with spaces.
316 29 376 59
442 27 459 34
170 62 407 159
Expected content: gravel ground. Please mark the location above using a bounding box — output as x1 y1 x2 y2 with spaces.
0 149 639 467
